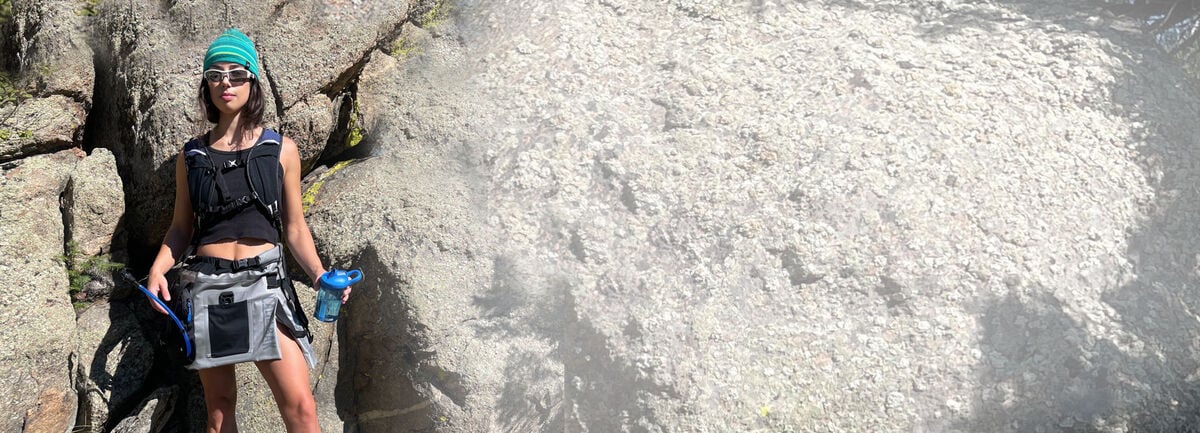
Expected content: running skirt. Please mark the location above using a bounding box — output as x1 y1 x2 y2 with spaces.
176 245 317 370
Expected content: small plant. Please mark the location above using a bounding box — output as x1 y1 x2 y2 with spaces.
77 0 102 16
58 241 124 302
0 71 33 109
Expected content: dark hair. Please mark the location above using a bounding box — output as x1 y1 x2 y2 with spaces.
196 78 265 126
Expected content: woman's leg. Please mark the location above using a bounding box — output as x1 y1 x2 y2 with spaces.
255 324 319 433
198 365 239 433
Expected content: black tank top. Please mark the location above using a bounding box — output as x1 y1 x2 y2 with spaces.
194 145 280 245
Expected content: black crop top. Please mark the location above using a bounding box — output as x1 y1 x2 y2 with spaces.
194 145 281 245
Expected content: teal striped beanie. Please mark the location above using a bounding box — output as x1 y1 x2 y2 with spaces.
203 28 260 77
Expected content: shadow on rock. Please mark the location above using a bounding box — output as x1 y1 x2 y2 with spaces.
474 253 683 432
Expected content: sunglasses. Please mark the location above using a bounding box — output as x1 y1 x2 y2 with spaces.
203 68 255 84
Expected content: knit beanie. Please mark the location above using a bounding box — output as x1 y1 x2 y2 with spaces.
203 28 260 77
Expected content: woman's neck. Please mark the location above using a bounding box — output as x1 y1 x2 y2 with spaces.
211 112 258 150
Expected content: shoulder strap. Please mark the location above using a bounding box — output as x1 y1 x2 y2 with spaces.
183 136 208 160
259 128 283 147
245 128 285 231
182 135 210 257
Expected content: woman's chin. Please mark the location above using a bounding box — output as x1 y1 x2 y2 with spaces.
215 104 243 115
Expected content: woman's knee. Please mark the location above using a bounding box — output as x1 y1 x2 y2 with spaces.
205 392 238 411
279 393 317 422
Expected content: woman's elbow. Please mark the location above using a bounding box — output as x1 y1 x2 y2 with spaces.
284 221 310 241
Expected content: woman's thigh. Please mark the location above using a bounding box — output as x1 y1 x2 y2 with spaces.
198 365 238 403
254 324 314 406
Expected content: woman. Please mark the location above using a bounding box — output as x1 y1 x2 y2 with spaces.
144 28 349 433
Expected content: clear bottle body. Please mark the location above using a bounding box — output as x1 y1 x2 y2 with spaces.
314 286 344 322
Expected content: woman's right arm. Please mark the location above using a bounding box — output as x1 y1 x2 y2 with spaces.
145 150 194 314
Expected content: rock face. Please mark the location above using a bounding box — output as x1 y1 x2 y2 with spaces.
0 94 86 162
73 300 157 433
448 0 1200 431
64 147 124 256
0 150 80 433
108 387 176 433
0 0 94 163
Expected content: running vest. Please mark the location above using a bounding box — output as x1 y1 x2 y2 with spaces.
183 129 284 236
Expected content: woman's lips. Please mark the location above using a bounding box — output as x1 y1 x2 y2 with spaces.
221 94 235 101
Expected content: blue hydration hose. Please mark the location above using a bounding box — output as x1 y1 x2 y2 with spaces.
121 270 193 359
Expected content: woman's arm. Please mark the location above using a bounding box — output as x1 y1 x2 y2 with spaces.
145 150 195 314
280 137 349 300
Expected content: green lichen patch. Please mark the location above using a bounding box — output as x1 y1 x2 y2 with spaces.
390 36 423 61
0 0 11 24
413 0 451 29
302 160 353 212
346 99 363 148
78 0 102 16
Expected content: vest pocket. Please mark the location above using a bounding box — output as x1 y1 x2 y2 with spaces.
208 299 250 357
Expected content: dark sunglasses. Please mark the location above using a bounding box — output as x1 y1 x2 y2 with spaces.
203 68 255 84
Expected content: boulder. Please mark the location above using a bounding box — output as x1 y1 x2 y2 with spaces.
0 150 79 432
308 151 502 432
306 24 533 430
64 147 124 257
0 94 85 163
73 300 157 433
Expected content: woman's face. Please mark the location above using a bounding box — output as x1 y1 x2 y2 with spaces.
204 62 255 115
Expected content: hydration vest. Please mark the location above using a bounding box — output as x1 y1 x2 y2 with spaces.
183 128 284 233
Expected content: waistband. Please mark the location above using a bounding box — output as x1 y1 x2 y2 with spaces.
187 244 282 274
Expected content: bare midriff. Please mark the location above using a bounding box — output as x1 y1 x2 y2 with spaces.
195 237 275 260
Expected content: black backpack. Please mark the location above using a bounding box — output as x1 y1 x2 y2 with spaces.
183 128 284 231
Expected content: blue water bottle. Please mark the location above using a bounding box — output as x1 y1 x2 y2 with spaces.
314 268 362 322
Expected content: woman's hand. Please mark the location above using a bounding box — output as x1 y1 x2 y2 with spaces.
145 272 171 315
316 269 353 304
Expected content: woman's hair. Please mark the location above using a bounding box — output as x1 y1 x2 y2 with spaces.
196 79 266 126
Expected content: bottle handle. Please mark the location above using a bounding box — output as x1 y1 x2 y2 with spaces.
347 270 363 285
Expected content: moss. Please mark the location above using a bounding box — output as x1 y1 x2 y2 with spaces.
424 0 448 24
302 160 353 212
0 0 11 24
0 129 9 140
347 127 363 148
347 99 364 147
389 36 423 61
416 0 450 29
77 0 102 16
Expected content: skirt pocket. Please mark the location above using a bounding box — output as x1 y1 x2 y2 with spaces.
207 297 250 358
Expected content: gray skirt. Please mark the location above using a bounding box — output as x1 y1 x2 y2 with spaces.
176 245 316 370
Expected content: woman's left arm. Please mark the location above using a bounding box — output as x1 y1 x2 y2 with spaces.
280 136 350 301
